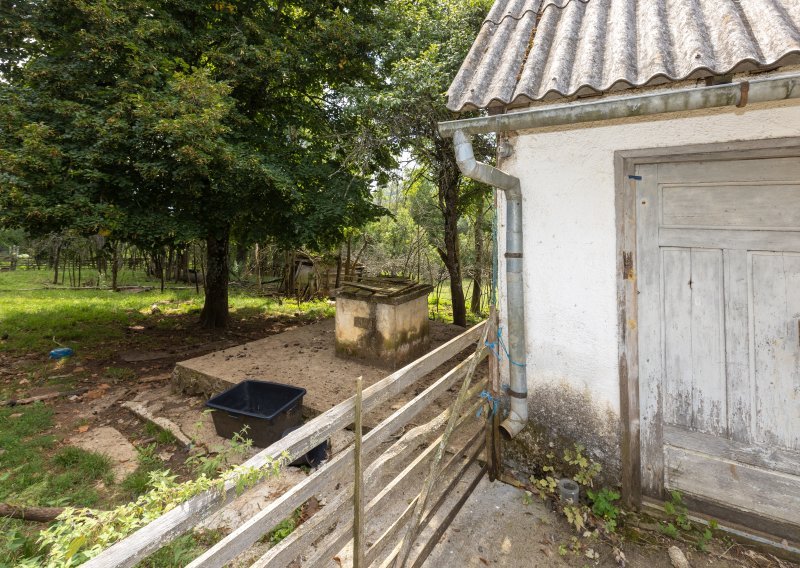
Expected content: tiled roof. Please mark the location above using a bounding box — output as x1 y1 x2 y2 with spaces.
447 0 800 111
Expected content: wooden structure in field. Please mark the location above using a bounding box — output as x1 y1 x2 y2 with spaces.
83 321 497 568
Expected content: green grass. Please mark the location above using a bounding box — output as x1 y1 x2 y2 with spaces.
0 518 41 568
145 422 178 445
0 269 336 565
428 278 490 326
0 269 334 357
105 366 138 383
0 404 112 508
121 444 165 498
136 530 223 568
0 404 116 565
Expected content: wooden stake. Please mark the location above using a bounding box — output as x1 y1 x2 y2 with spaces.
487 306 501 481
353 376 365 568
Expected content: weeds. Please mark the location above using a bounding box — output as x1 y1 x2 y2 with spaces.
104 366 137 383
185 427 253 479
145 422 178 445
121 444 164 497
586 488 621 532
266 509 302 545
660 490 717 551
137 530 223 568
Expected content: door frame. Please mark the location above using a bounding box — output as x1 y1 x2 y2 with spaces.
613 137 800 513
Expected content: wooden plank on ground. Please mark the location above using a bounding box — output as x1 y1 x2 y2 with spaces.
186 348 487 568
83 321 485 568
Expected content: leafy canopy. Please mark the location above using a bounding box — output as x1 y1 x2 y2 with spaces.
0 0 388 251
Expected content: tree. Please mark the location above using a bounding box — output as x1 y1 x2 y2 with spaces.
371 0 493 326
0 0 387 327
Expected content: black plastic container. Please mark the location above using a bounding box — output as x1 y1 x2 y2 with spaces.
206 380 306 448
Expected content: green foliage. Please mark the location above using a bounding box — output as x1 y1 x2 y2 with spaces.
144 422 178 446
185 427 253 479
563 504 586 532
1 0 390 327
563 444 602 488
1 0 389 245
266 508 303 545
662 490 692 533
25 457 286 567
586 488 621 532
136 530 223 568
659 490 717 551
0 519 41 568
121 444 164 498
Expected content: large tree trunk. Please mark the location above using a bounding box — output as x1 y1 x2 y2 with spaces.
470 203 485 315
436 142 467 327
200 228 230 329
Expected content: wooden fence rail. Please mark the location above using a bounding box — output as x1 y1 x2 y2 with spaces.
83 321 486 568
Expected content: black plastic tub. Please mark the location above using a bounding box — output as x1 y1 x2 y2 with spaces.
206 380 306 448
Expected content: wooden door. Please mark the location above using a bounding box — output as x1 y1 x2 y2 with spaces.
636 157 800 528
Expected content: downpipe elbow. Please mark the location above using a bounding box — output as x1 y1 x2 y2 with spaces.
499 408 527 439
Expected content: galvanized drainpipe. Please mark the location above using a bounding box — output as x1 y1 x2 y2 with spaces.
453 130 528 438
442 73 800 439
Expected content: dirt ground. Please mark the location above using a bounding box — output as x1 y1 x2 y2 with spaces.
2 309 797 567
171 318 469 425
424 474 798 568
0 311 329 493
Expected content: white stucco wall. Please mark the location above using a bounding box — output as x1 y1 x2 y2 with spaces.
496 99 800 416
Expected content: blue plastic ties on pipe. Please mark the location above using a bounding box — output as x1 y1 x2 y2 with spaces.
486 327 526 368
476 390 499 418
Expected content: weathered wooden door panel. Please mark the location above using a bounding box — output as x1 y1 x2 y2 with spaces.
662 248 727 435
636 158 800 527
664 425 800 478
750 252 800 451
661 183 800 229
665 447 800 525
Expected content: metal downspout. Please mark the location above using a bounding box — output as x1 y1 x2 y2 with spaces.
453 130 527 438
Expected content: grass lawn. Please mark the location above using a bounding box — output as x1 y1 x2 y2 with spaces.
0 268 333 566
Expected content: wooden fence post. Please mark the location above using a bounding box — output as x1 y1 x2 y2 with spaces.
354 376 366 568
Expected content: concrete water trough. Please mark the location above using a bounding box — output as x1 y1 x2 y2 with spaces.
333 277 433 370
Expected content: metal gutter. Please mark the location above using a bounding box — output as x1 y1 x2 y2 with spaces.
440 73 800 137
453 130 527 438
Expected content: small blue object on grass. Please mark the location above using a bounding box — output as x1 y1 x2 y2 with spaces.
49 347 74 360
